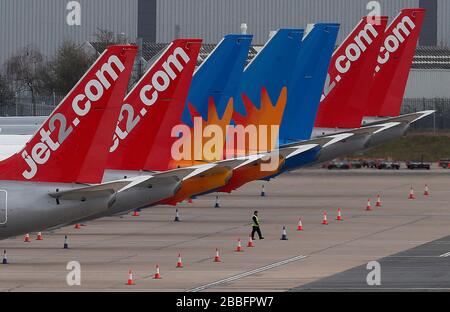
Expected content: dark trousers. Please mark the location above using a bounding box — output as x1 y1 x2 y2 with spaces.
251 226 263 239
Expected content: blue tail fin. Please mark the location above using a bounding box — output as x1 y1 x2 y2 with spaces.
234 29 304 116
182 34 253 127
279 23 340 143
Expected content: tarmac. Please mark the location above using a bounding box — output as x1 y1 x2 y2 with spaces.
1 168 450 292
293 235 450 291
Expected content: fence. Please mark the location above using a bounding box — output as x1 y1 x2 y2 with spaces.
1 95 450 131
0 95 63 116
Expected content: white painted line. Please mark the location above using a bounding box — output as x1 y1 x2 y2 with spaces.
186 255 307 292
439 252 450 258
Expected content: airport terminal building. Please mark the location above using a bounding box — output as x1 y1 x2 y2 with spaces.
1 0 450 125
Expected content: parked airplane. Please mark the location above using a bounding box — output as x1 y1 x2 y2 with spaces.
0 45 138 239
0 9 434 218
218 23 340 192
156 25 339 201
0 36 254 217
0 39 245 238
270 9 432 175
314 8 429 159
183 10 433 193
313 16 390 135
70 36 267 218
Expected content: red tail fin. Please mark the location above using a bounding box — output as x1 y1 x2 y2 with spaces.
0 45 137 183
106 39 202 171
315 16 388 129
365 8 426 118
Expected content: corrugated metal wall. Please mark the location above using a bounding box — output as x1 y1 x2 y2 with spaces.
437 0 450 47
155 0 421 45
1 0 448 66
0 0 138 64
405 70 450 98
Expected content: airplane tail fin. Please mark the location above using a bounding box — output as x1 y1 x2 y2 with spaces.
0 45 137 183
365 8 426 118
107 39 202 171
315 16 388 129
228 29 303 156
279 23 340 143
233 29 304 118
182 35 253 127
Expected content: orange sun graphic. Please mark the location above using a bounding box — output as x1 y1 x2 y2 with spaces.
169 97 234 168
229 87 287 156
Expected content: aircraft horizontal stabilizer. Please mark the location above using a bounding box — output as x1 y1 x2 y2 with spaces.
216 156 266 170
48 180 133 200
279 144 319 159
366 110 436 126
149 164 217 181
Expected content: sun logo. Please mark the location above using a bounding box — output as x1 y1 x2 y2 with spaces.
170 97 233 168
230 87 287 155
170 87 286 167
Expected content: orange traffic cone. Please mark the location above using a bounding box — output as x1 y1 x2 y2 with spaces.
408 186 415 200
176 254 183 268
336 208 343 221
214 248 221 262
74 223 81 229
235 238 244 252
153 265 162 279
366 198 372 211
24 234 31 243
297 219 303 231
132 210 140 217
376 195 382 207
322 212 328 225
424 184 430 196
127 269 134 285
36 232 43 241
247 236 255 247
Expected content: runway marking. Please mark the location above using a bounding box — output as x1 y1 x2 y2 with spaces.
297 287 450 292
386 255 443 258
186 255 307 292
439 251 450 257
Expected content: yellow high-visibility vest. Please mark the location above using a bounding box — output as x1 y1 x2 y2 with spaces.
253 215 259 227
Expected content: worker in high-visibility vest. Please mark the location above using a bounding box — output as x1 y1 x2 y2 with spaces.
251 210 264 240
